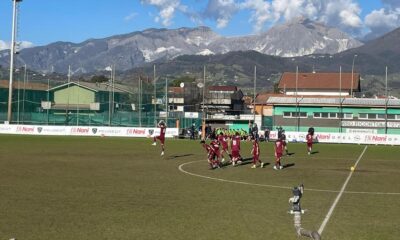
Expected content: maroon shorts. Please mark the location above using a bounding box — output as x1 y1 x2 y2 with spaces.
253 155 259 161
232 150 240 159
307 142 312 148
275 152 282 158
156 136 165 144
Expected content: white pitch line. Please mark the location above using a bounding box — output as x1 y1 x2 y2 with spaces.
318 145 368 235
178 158 400 195
179 162 293 191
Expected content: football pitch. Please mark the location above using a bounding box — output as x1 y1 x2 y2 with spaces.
0 135 399 240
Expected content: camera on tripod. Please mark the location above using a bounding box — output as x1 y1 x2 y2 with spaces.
289 184 304 214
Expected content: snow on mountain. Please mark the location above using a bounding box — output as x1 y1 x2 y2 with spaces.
0 19 363 73
196 49 215 56
253 17 362 57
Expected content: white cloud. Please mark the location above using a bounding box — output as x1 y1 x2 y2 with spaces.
239 0 272 32
204 0 239 28
141 0 400 38
382 0 400 9
141 0 187 26
203 0 363 33
0 40 9 51
0 40 34 51
18 41 34 50
365 8 400 37
269 0 362 32
363 0 400 39
124 12 138 21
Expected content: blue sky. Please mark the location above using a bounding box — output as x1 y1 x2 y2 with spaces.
0 0 399 49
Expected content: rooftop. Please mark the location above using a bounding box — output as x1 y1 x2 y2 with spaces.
0 80 49 91
266 97 400 107
278 72 360 91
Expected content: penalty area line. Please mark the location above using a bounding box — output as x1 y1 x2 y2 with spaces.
318 145 368 235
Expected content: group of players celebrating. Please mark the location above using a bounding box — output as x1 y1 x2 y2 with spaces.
201 127 315 170
151 120 315 170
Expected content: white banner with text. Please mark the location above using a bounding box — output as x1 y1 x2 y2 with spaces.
263 130 400 145
0 124 179 138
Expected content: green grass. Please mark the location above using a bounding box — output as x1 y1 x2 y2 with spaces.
0 135 399 240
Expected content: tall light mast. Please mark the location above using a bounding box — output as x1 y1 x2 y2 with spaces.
7 0 23 123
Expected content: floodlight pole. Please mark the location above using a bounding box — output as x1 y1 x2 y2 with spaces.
201 65 206 140
385 66 388 134
112 64 116 118
350 54 357 97
165 77 168 123
17 71 20 124
139 76 142 127
154 64 157 126
66 65 71 125
253 65 256 124
339 66 343 133
76 75 80 126
296 66 299 132
7 0 22 123
22 64 26 123
108 66 112 126
47 77 50 125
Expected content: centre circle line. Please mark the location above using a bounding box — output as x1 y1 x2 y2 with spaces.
178 157 400 196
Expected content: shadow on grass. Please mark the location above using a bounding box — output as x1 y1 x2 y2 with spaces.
286 152 295 156
282 163 295 169
167 154 194 160
261 162 271 167
311 151 319 155
234 157 255 166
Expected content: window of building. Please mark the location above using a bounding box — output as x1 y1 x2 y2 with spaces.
313 112 353 119
283 112 307 118
329 113 337 118
377 114 385 120
386 114 400 120
359 113 367 119
343 113 353 119
359 113 390 120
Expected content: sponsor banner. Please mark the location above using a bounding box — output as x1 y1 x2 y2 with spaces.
0 124 398 144
346 128 377 134
268 131 400 145
70 127 91 135
36 126 67 135
342 121 400 128
0 125 15 133
184 112 199 119
0 124 179 138
16 125 36 134
146 128 179 138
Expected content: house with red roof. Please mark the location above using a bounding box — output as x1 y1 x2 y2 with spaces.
278 72 361 97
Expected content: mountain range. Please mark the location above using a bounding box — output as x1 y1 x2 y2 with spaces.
0 17 399 97
0 17 362 74
123 26 400 95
